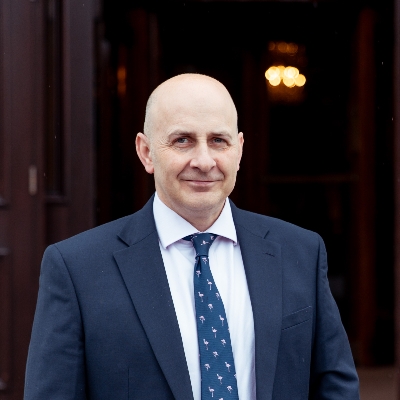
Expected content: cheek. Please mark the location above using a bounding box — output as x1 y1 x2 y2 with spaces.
218 155 240 177
156 157 186 180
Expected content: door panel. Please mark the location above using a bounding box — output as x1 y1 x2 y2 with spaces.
0 1 46 398
0 0 96 398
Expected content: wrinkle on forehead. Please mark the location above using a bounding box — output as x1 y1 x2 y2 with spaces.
144 74 238 139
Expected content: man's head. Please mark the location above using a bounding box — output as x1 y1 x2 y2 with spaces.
136 73 244 230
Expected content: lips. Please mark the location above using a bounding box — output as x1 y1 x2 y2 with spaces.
186 180 215 183
183 180 222 187
180 176 223 182
182 179 222 190
179 173 224 189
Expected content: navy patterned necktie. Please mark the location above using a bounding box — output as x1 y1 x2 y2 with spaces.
184 233 239 399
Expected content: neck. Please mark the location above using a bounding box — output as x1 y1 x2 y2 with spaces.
157 194 225 232
184 211 221 232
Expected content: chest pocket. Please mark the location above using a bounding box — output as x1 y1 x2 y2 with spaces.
282 306 312 330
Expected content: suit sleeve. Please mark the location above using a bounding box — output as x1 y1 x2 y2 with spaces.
309 235 360 399
24 245 87 400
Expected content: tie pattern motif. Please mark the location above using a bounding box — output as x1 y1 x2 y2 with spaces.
184 233 239 399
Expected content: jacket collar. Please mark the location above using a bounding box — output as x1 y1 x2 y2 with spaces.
117 194 157 246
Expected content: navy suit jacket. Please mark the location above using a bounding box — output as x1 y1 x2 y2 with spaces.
25 197 359 399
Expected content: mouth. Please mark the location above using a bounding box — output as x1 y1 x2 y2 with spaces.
186 180 215 184
183 179 220 189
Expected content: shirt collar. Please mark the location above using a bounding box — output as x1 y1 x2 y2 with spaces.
153 192 237 249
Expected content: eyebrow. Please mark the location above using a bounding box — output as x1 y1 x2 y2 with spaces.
211 131 233 137
167 130 233 138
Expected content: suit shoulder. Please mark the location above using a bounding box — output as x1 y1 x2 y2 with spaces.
51 214 135 255
235 208 321 246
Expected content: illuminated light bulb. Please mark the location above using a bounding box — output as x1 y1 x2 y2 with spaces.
268 41 276 51
266 65 305 88
277 65 285 77
269 76 281 86
277 42 288 53
266 66 281 81
270 67 281 79
265 69 272 80
295 74 306 87
283 77 295 87
285 67 299 79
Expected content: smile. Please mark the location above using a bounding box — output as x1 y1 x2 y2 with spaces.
184 180 219 188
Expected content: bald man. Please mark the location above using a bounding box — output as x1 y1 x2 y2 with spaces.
25 74 359 400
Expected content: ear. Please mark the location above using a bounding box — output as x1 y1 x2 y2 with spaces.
136 133 154 174
237 132 244 170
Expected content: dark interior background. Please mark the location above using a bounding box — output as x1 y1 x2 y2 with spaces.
97 0 394 365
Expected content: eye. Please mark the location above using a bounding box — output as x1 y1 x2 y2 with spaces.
176 137 189 144
212 137 227 145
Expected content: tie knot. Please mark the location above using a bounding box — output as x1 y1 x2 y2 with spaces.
183 233 218 257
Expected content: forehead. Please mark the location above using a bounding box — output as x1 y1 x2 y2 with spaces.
151 80 237 133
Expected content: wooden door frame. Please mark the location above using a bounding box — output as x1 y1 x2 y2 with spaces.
46 0 96 244
0 1 46 397
0 0 96 398
394 0 400 396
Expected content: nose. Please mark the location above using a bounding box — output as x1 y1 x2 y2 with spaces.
189 142 217 172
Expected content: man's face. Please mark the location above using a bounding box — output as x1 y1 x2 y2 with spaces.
138 80 243 220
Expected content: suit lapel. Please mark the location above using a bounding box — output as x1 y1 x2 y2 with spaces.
113 197 193 400
231 202 282 400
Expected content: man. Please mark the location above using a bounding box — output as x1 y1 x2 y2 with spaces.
25 74 359 399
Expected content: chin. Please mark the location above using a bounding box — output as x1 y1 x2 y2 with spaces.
182 192 226 212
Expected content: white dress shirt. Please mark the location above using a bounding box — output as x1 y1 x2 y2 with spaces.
153 193 256 400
